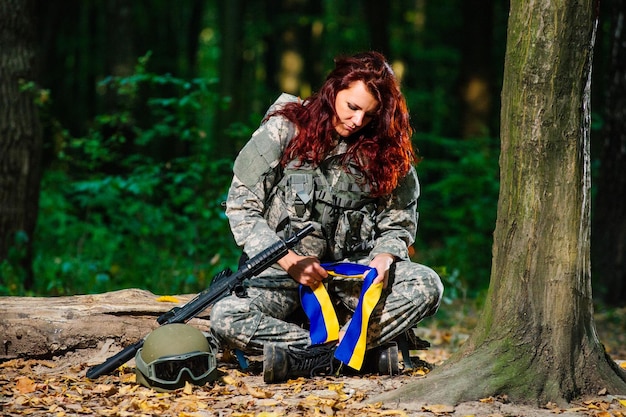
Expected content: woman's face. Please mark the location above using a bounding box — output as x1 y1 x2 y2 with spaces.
333 81 379 137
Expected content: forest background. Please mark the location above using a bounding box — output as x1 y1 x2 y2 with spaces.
1 0 624 315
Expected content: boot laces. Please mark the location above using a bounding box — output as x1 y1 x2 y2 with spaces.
287 343 336 377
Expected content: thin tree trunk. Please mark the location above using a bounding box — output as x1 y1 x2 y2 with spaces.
364 0 390 57
459 0 495 138
0 0 43 290
592 0 626 307
372 0 626 408
215 0 244 157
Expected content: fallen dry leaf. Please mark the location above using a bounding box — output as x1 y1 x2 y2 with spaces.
422 403 456 414
15 376 36 394
245 383 274 399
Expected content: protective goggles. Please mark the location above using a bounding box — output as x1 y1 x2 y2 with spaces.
135 349 217 386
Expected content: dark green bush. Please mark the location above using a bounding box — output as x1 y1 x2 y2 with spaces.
25 55 241 296
415 134 500 300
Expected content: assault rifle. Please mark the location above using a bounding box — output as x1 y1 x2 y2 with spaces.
86 224 314 379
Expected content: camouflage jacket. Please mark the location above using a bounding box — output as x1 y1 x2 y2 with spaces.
225 93 420 278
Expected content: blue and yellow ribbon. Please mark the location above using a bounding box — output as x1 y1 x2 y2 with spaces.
299 262 383 371
299 279 340 344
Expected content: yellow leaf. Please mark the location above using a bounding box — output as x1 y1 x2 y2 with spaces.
92 384 118 396
618 399 626 407
327 382 344 392
155 295 180 303
221 375 237 385
246 384 274 399
379 411 410 416
256 413 280 417
120 372 136 384
15 376 36 394
183 381 194 394
422 404 456 414
620 361 626 369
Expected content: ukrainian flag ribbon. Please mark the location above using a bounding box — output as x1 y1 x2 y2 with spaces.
299 278 340 344
299 262 383 370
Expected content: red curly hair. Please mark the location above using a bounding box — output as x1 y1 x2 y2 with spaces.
267 51 416 197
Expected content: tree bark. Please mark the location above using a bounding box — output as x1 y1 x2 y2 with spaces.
0 0 43 290
0 289 207 361
372 0 626 408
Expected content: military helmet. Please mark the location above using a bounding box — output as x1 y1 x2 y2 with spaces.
135 323 218 392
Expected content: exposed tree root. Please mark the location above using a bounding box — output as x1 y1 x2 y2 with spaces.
371 338 626 408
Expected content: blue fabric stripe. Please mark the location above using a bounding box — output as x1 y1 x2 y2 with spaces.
299 283 339 344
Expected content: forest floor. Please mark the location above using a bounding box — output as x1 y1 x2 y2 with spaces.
2 301 626 417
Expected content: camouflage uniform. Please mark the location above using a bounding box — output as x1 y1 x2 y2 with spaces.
210 94 443 355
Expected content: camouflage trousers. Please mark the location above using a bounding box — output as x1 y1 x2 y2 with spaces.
209 260 443 355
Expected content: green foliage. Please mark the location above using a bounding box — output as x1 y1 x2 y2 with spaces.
415 135 500 298
23 55 241 296
0 231 30 294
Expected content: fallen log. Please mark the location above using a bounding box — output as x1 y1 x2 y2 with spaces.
0 289 208 361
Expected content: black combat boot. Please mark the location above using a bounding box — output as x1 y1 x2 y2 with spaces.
263 342 339 383
357 341 400 375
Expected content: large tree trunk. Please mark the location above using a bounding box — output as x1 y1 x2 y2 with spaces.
372 0 626 408
592 0 626 307
0 0 43 290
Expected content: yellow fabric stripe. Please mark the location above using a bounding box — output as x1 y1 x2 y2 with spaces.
326 270 366 279
345 281 383 369
313 284 340 343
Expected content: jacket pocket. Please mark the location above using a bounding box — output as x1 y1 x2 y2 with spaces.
265 173 327 258
331 209 375 259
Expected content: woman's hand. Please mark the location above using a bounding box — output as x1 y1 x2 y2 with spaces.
277 250 328 288
369 253 395 288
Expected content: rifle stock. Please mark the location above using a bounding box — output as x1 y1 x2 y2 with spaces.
86 224 313 380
